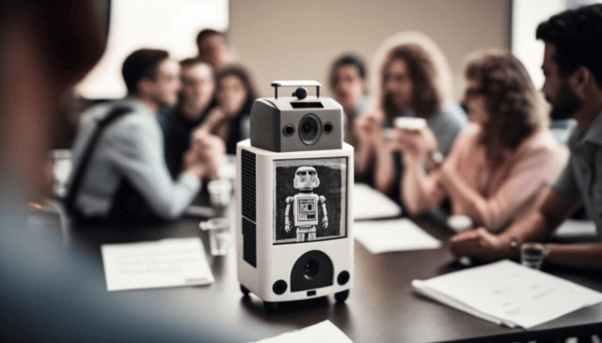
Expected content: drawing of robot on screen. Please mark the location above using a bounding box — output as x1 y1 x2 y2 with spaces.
273 158 347 244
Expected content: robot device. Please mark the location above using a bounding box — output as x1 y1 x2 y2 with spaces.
236 80 353 312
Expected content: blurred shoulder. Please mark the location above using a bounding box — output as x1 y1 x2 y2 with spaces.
437 101 469 128
525 128 560 153
456 123 482 145
95 99 161 140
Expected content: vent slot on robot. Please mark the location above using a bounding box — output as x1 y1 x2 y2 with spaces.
290 102 324 109
242 218 257 268
241 150 256 222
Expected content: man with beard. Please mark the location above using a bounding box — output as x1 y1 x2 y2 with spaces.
450 4 602 269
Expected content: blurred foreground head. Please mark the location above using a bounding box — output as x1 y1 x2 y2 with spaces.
0 0 108 200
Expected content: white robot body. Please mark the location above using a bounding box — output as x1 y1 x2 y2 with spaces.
236 139 353 304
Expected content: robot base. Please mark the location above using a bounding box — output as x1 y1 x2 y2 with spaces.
240 284 350 313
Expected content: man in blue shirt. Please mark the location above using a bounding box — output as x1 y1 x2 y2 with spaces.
68 49 224 222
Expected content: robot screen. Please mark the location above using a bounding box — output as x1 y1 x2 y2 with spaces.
273 158 348 244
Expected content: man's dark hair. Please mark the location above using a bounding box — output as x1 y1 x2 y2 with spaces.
536 4 602 87
180 57 212 70
196 29 226 49
382 44 440 119
329 54 367 86
121 49 169 95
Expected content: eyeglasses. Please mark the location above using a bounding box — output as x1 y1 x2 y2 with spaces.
464 87 485 98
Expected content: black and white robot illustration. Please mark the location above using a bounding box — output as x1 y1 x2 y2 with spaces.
284 166 328 242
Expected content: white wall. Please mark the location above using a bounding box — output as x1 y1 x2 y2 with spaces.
511 0 566 90
229 0 511 100
76 0 229 99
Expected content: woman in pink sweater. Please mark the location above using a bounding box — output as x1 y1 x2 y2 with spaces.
390 52 568 232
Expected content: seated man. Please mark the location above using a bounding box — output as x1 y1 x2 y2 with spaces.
66 49 224 222
450 4 602 269
164 58 216 178
328 54 370 147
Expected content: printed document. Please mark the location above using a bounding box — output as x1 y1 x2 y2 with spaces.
553 219 597 238
101 237 214 291
353 183 402 220
354 218 441 254
257 320 353 343
412 260 602 328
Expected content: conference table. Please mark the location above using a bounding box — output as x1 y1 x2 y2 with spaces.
30 194 602 343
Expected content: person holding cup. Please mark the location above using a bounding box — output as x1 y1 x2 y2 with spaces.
393 51 568 233
353 32 468 199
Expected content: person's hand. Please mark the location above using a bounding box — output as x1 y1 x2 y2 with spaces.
438 155 456 184
449 227 511 262
353 112 383 146
183 149 208 180
389 126 438 161
205 107 227 125
193 107 226 136
188 131 225 180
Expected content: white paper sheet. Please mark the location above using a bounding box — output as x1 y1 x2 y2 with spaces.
353 183 402 220
354 218 441 254
413 260 602 329
553 219 597 238
101 237 214 292
256 320 353 343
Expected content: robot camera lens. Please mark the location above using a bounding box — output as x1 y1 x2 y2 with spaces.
299 114 322 145
303 259 320 279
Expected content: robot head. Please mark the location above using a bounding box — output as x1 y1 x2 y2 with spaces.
293 166 320 190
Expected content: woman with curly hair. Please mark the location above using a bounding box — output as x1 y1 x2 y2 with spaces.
393 51 568 232
354 32 468 201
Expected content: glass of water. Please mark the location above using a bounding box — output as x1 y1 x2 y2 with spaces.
520 242 550 270
200 217 231 256
207 179 233 208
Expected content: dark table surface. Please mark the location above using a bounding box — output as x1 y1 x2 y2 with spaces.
29 203 602 343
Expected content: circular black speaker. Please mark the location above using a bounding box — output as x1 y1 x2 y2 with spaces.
303 259 320 280
298 113 322 145
337 271 350 285
272 280 287 295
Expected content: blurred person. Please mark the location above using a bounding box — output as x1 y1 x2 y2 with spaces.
354 32 468 199
194 65 257 155
395 51 567 232
164 58 217 178
66 49 224 222
329 54 370 146
196 29 234 71
450 4 602 269
0 1 226 341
